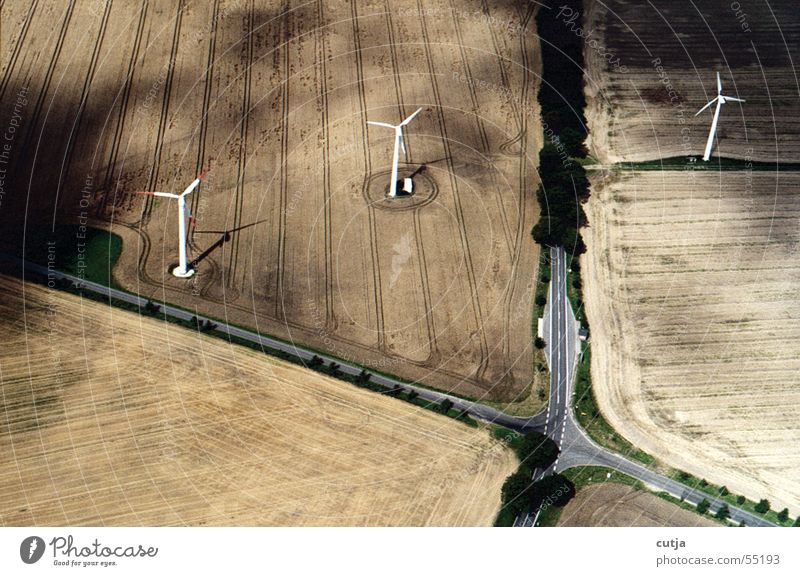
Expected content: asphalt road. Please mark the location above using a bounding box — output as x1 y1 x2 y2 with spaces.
3 253 775 527
516 247 774 527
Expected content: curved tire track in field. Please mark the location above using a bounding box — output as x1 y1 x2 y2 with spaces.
15 0 77 201
412 207 441 362
187 0 221 262
446 0 516 256
500 0 537 379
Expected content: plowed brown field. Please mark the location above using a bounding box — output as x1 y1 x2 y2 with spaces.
0 0 543 402
583 169 800 514
583 0 800 163
0 275 516 526
557 484 716 527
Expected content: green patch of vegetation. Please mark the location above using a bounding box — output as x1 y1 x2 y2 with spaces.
493 507 517 527
492 428 559 474
572 347 655 466
561 466 644 491
616 156 800 171
27 224 122 287
497 471 576 525
533 250 552 321
535 501 564 527
565 256 585 325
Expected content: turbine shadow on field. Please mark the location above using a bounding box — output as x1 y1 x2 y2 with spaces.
189 219 267 267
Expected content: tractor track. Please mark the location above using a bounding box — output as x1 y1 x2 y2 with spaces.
414 0 490 384
228 0 255 289
351 0 386 352
316 0 334 330
500 0 538 372
186 0 221 265
58 0 114 216
15 0 78 209
446 0 516 256
99 0 149 218
0 0 39 103
274 0 291 317
144 0 186 218
383 2 437 362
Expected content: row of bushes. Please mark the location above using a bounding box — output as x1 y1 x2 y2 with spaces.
674 472 799 526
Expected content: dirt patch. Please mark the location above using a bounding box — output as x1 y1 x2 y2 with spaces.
558 483 716 527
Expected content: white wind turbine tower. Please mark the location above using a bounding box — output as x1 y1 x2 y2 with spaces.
367 107 423 198
695 72 745 161
138 169 209 278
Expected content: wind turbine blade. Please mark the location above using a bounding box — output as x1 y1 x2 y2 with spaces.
717 71 722 95
695 97 718 116
181 178 201 197
400 107 423 126
367 121 396 129
136 191 179 198
725 96 745 103
197 167 211 181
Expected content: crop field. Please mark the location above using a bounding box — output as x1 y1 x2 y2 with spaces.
557 484 715 527
582 0 800 163
0 275 516 526
583 169 800 514
0 0 543 403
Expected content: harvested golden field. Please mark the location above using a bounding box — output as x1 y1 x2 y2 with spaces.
557 483 715 527
583 169 800 514
0 275 516 526
582 0 800 163
0 0 543 403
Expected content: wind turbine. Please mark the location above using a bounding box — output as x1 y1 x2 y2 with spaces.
137 169 209 278
695 72 745 161
367 107 423 198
